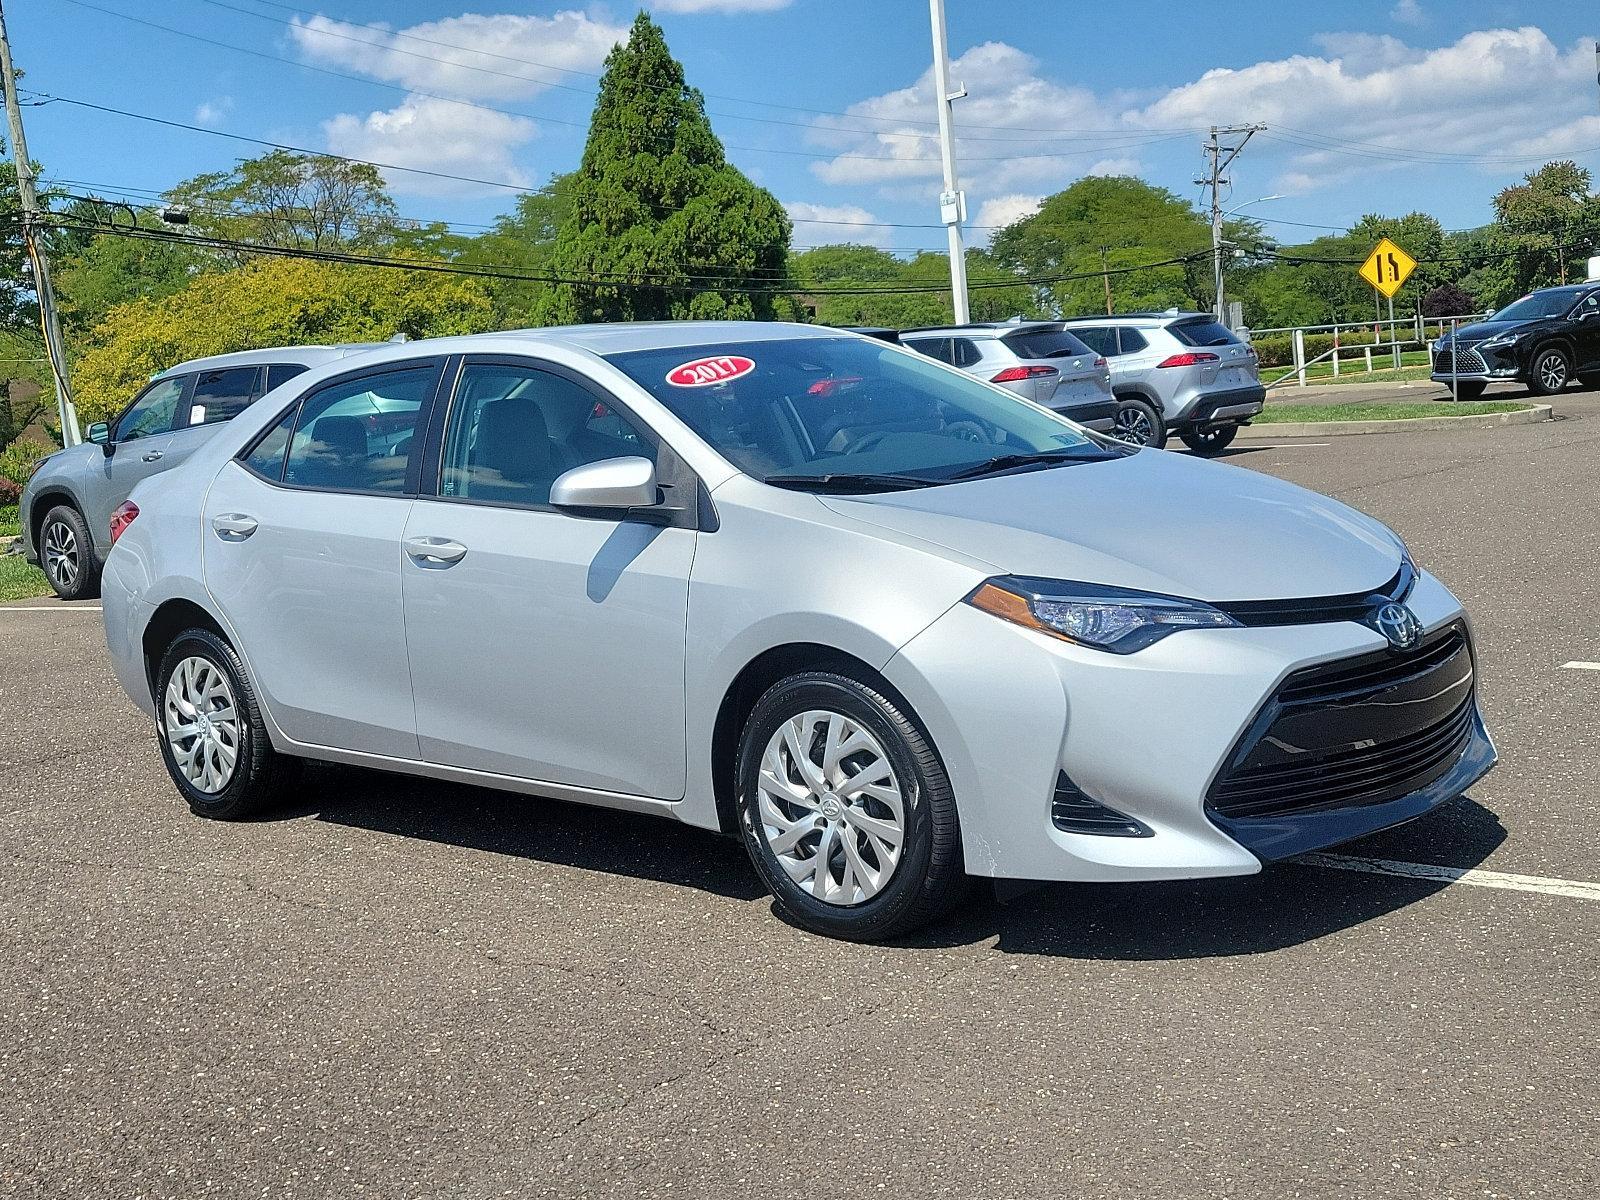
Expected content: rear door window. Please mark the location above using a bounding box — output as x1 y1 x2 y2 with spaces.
1168 319 1240 348
1068 327 1115 357
282 366 436 493
186 366 260 427
904 337 954 365
1116 328 1149 355
951 338 983 368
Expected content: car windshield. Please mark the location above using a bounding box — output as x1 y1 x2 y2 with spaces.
1490 291 1580 322
604 336 1125 489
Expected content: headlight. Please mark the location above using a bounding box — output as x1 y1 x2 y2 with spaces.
1478 333 1518 349
966 576 1240 654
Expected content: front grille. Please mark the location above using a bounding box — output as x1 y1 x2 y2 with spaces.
1051 772 1150 837
1207 625 1476 821
1432 345 1487 374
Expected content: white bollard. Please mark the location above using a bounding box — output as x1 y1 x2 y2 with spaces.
1293 328 1306 387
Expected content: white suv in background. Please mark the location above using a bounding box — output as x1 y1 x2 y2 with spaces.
1059 313 1265 454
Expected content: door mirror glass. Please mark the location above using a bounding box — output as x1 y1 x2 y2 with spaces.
86 422 110 444
549 457 659 511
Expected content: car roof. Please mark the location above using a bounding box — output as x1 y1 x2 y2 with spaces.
899 321 1062 338
156 343 385 378
1058 311 1210 326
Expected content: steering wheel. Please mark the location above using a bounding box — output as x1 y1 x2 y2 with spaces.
841 430 890 455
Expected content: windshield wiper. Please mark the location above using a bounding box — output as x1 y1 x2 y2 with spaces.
762 471 939 492
943 450 1089 481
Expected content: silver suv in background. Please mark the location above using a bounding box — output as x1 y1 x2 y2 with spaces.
20 345 372 600
900 322 1117 432
1059 313 1264 453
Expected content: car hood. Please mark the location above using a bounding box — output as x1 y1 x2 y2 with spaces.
1448 319 1537 342
820 449 1405 602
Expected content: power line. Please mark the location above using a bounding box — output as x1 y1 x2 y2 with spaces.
37 212 1212 296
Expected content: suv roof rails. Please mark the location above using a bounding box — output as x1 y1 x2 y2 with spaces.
899 320 1060 336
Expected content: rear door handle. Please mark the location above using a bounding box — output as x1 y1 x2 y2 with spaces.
142 450 163 462
404 536 468 566
211 513 258 540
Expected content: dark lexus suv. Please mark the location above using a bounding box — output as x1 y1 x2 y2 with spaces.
1431 282 1600 398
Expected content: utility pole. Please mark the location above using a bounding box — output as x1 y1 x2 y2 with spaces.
0 1 77 446
1098 246 1114 315
1197 123 1265 323
927 0 969 324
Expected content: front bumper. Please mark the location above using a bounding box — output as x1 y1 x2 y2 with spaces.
1431 340 1520 383
17 479 39 565
882 568 1494 882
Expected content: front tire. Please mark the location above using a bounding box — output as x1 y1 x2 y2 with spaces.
736 671 965 941
155 628 295 820
1111 397 1166 448
39 504 100 601
1179 424 1239 455
1528 347 1570 396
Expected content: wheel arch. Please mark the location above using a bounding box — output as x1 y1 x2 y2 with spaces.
709 642 922 837
1112 383 1164 412
28 486 84 552
142 597 229 701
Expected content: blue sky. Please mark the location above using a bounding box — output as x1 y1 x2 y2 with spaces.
13 0 1600 254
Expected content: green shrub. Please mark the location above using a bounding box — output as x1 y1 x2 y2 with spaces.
1250 329 1393 368
0 438 47 487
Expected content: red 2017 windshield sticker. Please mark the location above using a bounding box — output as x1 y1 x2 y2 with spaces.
666 354 755 387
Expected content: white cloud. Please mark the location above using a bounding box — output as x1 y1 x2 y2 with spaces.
194 97 233 126
784 201 891 248
1391 0 1427 27
289 10 626 102
652 0 791 11
974 194 1041 231
807 42 1152 196
322 96 538 197
1127 27 1598 194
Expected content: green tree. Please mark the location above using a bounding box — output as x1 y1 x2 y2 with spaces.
166 149 401 254
989 176 1246 316
537 13 790 324
71 256 495 423
457 172 575 325
1491 161 1600 294
55 210 210 334
791 246 1040 328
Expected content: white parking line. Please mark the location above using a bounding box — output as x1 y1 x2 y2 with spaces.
1560 661 1600 671
1299 852 1600 901
0 605 103 612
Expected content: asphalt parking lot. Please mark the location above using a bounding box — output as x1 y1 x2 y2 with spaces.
3 390 1597 1199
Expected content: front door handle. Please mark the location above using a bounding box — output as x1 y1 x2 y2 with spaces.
211 513 258 540
404 536 468 567
142 450 164 462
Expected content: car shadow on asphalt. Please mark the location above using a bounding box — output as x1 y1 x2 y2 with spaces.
286 764 1504 959
909 795 1507 960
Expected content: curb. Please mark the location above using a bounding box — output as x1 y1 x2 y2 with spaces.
1238 404 1554 439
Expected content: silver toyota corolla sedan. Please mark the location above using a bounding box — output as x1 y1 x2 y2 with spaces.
100 322 1495 941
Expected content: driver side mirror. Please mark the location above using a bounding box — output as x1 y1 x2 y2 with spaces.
549 456 660 513
86 422 113 456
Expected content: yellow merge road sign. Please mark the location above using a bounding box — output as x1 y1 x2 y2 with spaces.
1359 237 1416 298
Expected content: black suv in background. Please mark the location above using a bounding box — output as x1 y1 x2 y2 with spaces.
1432 282 1600 398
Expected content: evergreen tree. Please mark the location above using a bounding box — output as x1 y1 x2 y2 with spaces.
537 12 790 324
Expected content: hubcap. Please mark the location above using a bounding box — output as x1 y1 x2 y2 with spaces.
163 656 240 794
42 520 78 590
756 710 906 907
1113 408 1153 445
1540 356 1566 389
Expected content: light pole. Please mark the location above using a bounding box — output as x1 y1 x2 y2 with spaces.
1215 193 1280 326
928 0 969 324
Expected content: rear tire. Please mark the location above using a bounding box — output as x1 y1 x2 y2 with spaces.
38 504 100 601
1179 424 1239 455
1528 347 1570 397
1441 381 1486 401
154 628 296 820
1110 397 1166 449
736 671 966 941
